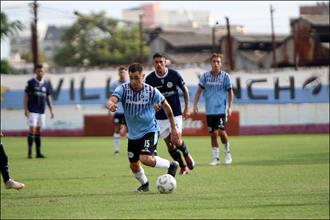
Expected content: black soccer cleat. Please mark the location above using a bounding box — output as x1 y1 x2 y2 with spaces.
36 153 46 159
136 182 149 192
168 161 179 177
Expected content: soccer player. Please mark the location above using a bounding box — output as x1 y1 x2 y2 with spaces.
109 66 128 155
193 53 234 165
106 63 179 192
24 64 54 159
145 53 195 175
0 132 25 190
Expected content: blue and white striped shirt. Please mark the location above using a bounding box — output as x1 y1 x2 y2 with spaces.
199 70 232 115
112 82 165 140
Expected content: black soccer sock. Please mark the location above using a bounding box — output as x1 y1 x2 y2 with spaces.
0 144 10 182
27 133 34 156
34 134 41 155
168 149 185 168
177 141 189 156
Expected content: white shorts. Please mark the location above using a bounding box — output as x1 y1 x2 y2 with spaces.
157 115 183 139
28 113 46 128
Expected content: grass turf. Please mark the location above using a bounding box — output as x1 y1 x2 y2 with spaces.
1 134 329 219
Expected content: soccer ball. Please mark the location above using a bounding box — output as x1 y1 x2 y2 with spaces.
156 174 176 193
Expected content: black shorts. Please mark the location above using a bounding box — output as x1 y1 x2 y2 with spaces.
113 113 126 125
127 132 158 163
206 114 227 133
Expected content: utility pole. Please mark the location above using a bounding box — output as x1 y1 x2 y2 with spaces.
212 25 216 53
31 0 39 70
270 5 277 68
225 17 234 71
139 14 144 65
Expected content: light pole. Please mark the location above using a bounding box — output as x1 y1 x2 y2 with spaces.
139 14 144 65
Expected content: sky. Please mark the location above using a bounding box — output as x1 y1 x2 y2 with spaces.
0 0 324 58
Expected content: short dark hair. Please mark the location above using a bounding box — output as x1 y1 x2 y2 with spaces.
35 64 43 71
118 66 127 72
210 53 223 61
128 63 143 74
153 53 166 60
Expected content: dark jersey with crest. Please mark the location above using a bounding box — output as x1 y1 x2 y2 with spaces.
145 68 185 120
25 78 50 114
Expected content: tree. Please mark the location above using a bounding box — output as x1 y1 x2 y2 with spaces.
0 12 24 74
54 11 149 67
0 11 23 39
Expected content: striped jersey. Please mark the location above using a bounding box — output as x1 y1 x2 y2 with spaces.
199 70 232 115
112 82 165 140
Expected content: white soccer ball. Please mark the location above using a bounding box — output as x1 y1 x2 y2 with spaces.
156 174 177 193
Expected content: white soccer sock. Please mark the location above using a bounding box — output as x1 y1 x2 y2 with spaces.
133 167 148 185
212 147 219 159
223 143 230 153
154 156 170 168
114 133 120 151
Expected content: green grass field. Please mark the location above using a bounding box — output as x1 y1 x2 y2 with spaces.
1 134 329 219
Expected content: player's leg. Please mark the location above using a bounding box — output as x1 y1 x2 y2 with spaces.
128 138 149 192
210 131 220 165
218 115 232 164
130 161 149 192
138 132 179 177
27 113 38 159
158 119 185 174
0 144 25 190
173 116 195 170
164 135 188 175
207 115 220 165
35 114 46 158
113 124 121 155
0 144 10 183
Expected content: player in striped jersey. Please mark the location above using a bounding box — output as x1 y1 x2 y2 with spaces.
109 66 128 155
106 63 179 192
193 53 234 165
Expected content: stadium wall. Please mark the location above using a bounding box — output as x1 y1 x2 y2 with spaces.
1 67 328 136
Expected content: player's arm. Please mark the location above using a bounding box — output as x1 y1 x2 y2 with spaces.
24 92 29 118
46 95 54 119
182 85 190 119
193 85 204 114
227 89 234 117
106 96 119 112
161 99 180 145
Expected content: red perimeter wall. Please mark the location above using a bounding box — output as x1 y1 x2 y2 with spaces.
84 112 240 136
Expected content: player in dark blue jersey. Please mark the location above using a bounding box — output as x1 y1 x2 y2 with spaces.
193 53 234 165
24 64 54 159
109 66 128 155
145 53 195 175
106 63 180 192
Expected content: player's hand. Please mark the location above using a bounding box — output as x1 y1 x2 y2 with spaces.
24 110 29 118
227 107 232 117
193 104 198 114
154 104 161 112
50 111 54 119
183 106 190 120
106 102 118 112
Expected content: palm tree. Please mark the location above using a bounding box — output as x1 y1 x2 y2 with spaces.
1 11 24 39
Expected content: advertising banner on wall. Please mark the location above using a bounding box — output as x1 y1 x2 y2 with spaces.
1 67 328 110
